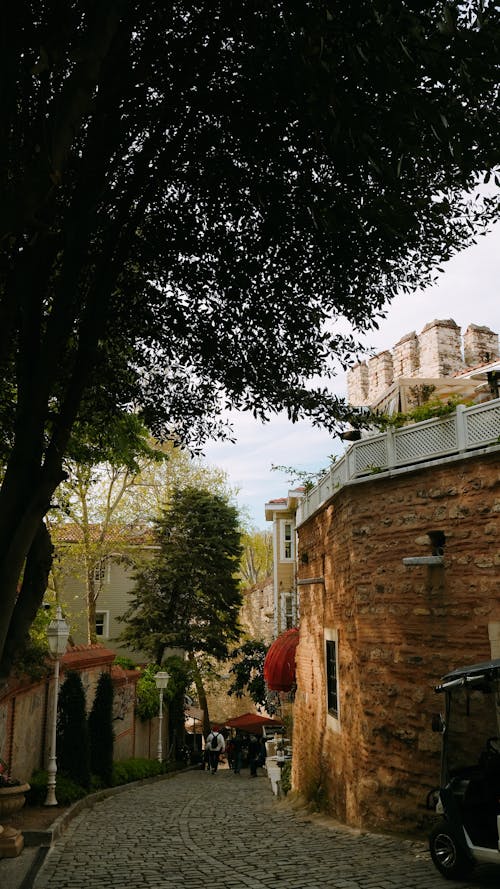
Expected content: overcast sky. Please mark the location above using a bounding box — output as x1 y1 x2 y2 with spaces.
203 222 500 529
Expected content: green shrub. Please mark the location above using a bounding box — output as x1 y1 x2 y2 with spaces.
111 757 165 786
280 760 291 795
113 656 137 670
88 672 114 786
134 665 161 722
26 758 172 808
57 671 91 789
27 770 88 806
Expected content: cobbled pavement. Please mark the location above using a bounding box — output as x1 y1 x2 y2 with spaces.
32 767 500 889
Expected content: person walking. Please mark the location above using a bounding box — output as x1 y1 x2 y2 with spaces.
205 726 225 774
232 731 243 774
248 734 260 778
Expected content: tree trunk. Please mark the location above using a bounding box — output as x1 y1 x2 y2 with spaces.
0 520 54 680
87 572 97 644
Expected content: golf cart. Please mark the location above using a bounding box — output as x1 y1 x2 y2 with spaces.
429 658 500 879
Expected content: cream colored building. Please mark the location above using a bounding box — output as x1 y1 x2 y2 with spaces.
264 489 303 638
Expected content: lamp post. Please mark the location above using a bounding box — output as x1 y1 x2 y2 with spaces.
45 605 70 806
154 671 170 763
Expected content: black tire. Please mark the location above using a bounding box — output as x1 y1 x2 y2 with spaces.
429 821 474 880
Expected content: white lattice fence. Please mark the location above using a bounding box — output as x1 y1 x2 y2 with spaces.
297 398 500 526
394 417 458 466
352 436 388 475
465 402 500 448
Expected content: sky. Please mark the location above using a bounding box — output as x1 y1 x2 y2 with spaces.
203 222 500 529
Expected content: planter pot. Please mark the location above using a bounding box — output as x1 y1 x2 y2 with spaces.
0 784 30 819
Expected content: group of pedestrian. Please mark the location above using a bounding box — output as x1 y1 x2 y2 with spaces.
203 726 267 777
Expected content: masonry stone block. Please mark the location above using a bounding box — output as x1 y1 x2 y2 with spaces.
294 450 500 834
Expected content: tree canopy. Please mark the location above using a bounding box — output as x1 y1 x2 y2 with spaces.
48 416 230 645
120 486 243 731
120 487 243 663
1 1 500 677
228 639 272 712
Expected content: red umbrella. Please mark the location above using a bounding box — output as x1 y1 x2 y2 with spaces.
224 713 283 735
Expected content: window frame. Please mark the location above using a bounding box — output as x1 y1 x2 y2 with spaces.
95 610 110 639
93 559 110 585
282 591 294 629
324 628 340 731
280 519 294 562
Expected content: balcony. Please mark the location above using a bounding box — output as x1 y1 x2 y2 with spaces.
296 398 500 526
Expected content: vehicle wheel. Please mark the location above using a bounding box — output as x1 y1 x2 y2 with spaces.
429 822 474 880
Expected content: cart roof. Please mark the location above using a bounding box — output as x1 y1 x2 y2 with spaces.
436 658 500 692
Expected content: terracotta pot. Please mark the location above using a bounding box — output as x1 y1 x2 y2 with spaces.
0 783 30 818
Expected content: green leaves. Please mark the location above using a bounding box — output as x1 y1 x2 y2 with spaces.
228 639 274 712
120 486 243 663
1 0 500 676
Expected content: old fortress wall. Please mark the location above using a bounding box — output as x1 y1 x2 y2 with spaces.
347 319 499 406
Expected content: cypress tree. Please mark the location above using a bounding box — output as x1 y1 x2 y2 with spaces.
88 672 114 785
57 671 91 788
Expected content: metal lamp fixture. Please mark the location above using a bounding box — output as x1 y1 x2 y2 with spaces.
45 605 70 806
154 671 170 763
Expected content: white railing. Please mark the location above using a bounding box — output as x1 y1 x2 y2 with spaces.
296 399 500 526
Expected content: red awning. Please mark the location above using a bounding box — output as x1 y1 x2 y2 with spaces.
224 713 283 735
264 627 299 692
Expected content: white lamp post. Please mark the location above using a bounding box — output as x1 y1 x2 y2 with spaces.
154 671 170 762
45 605 70 806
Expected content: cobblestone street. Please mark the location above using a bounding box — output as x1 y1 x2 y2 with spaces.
29 767 499 889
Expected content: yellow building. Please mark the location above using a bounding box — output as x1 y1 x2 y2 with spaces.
264 488 303 638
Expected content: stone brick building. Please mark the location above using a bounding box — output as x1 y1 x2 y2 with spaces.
291 401 500 834
348 319 499 409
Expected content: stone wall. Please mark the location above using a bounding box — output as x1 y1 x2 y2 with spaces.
348 319 499 406
240 579 274 644
293 449 500 834
205 580 275 725
0 647 158 783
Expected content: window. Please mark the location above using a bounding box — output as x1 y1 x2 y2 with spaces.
95 611 109 638
325 629 339 724
93 560 107 584
282 593 293 629
280 520 294 561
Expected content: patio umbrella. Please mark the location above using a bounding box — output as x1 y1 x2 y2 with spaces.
224 713 283 735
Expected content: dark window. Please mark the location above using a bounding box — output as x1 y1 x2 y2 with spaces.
95 613 105 637
93 561 106 584
326 639 338 717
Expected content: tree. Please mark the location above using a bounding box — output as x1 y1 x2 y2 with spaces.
48 414 229 644
228 639 272 712
88 672 114 786
48 414 167 644
1 2 500 678
56 670 91 789
120 486 243 733
239 530 273 588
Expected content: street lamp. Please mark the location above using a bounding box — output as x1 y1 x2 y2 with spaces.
45 605 70 806
154 671 170 763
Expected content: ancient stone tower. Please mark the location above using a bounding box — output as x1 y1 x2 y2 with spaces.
347 319 499 407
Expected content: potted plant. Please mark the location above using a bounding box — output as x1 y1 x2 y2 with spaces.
0 758 30 818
